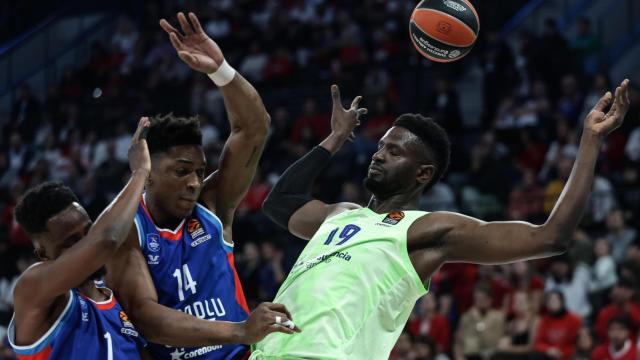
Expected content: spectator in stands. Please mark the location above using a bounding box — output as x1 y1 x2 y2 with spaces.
573 327 595 360
8 84 42 139
493 291 538 360
507 168 544 221
533 290 581 360
605 209 637 264
545 255 591 318
569 18 599 76
594 277 640 342
592 316 638 360
408 293 451 354
589 238 618 310
455 283 505 360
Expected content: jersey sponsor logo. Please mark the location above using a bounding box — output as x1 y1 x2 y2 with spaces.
169 345 223 360
147 234 160 252
147 254 160 265
296 250 352 270
382 211 405 225
191 234 211 247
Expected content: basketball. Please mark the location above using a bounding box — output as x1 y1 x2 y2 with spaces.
409 0 480 62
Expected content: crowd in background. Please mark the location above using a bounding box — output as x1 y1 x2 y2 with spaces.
1 0 640 359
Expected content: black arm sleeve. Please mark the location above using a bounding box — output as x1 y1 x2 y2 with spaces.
262 146 332 229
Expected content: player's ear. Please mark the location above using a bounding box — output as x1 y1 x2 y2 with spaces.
416 164 435 185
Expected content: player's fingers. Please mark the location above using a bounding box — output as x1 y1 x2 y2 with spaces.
267 303 293 320
159 19 182 38
188 12 204 34
593 91 612 113
356 108 368 119
350 95 363 110
331 84 342 111
269 324 296 335
177 12 194 35
178 51 196 65
624 79 631 107
132 117 150 143
169 32 184 51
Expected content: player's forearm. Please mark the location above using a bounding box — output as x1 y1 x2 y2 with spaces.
219 73 270 138
89 170 148 250
134 301 244 346
262 146 332 229
541 132 602 251
320 131 350 155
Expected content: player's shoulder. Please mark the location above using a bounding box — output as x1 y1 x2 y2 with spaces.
326 202 362 220
13 262 45 296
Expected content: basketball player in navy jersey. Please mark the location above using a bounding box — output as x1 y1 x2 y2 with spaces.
105 12 298 360
8 118 151 359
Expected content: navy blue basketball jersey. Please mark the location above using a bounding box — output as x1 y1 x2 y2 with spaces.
8 287 144 360
134 195 249 359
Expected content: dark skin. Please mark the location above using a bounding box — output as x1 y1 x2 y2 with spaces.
287 80 631 282
105 12 298 347
13 119 151 353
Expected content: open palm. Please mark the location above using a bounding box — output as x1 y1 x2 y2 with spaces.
159 12 224 74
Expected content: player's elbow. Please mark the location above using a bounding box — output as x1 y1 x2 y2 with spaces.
95 228 121 252
540 226 570 255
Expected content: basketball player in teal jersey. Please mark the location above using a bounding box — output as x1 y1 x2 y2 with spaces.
253 80 631 359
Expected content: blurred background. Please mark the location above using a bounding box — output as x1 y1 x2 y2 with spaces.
1 0 640 359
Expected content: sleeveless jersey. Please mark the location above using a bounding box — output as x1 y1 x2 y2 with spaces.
134 195 249 359
252 208 429 360
8 287 144 359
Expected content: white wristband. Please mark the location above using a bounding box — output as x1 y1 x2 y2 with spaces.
207 60 236 86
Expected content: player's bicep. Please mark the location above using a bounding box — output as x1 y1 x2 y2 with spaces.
288 200 360 240
416 212 556 265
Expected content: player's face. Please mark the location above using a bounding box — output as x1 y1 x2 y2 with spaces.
36 203 92 261
364 127 433 199
149 145 206 219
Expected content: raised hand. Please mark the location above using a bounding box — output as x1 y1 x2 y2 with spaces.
330 84 367 141
240 302 301 344
128 117 151 174
159 12 224 74
585 79 630 140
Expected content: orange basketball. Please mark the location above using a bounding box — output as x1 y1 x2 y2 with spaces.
409 0 480 62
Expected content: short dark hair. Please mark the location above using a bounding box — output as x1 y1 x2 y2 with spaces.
394 114 451 191
147 113 202 154
14 182 79 235
609 315 634 331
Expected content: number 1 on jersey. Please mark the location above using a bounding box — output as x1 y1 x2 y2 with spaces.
173 264 198 301
104 332 113 360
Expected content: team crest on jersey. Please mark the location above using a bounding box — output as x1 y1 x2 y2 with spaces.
382 211 405 225
147 234 160 252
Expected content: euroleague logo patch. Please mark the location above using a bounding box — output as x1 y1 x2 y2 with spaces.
119 311 134 329
382 211 405 225
188 219 205 238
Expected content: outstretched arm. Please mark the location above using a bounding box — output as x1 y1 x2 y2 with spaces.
410 80 630 266
263 85 367 239
15 118 151 307
106 232 298 347
160 12 269 226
